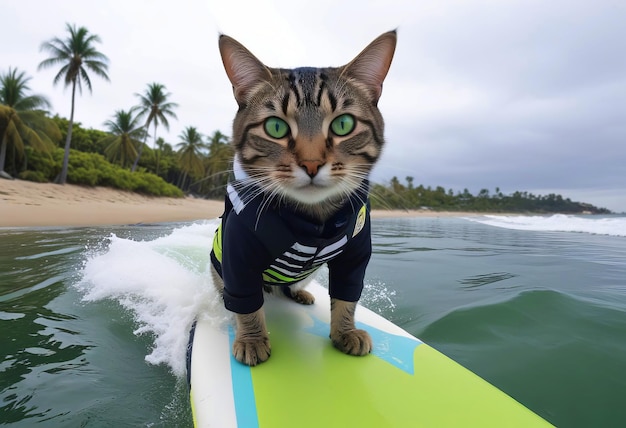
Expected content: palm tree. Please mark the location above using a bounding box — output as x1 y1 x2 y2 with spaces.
133 83 178 172
203 130 232 197
38 23 110 184
207 130 229 154
176 126 207 191
154 136 166 175
0 67 59 177
99 108 146 169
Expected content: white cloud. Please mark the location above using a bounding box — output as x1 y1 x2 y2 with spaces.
2 0 625 212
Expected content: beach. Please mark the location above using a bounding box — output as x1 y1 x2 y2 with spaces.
0 179 468 227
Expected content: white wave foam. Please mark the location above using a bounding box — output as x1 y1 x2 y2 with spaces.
76 221 229 377
467 214 626 237
361 280 397 314
76 220 397 377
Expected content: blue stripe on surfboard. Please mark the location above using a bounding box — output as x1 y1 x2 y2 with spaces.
228 326 259 428
304 316 423 374
225 315 423 427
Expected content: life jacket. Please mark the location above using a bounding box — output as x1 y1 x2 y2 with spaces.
211 181 370 287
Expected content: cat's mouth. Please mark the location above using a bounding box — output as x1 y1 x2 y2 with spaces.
283 181 341 204
300 179 329 188
295 180 334 193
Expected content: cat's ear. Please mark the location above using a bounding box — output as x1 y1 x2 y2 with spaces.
342 31 397 104
219 35 272 105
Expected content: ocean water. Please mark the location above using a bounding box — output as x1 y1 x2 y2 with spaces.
1 214 625 427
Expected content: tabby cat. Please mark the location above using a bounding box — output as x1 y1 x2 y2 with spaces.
210 31 396 366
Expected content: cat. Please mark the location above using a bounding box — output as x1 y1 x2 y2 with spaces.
210 30 396 366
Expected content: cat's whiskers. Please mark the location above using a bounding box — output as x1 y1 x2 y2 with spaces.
255 182 286 230
215 31 396 366
220 31 392 222
335 177 367 212
235 161 374 225
232 175 274 205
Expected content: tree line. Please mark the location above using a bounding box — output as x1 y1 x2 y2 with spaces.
0 23 611 213
1 22 232 197
370 177 611 214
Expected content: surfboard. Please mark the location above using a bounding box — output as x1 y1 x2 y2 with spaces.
187 282 552 427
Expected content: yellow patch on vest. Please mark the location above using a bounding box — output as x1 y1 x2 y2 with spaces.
353 204 367 237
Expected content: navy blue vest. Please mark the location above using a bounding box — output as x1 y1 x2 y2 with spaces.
210 182 372 314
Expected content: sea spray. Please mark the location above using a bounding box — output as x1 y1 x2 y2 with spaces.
313 265 396 314
75 220 395 377
77 221 229 377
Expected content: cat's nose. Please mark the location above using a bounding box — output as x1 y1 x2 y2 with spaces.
299 160 325 178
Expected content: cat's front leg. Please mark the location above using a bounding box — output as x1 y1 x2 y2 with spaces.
330 298 372 356
233 308 271 366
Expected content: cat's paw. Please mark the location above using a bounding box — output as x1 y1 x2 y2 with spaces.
331 329 372 356
291 289 315 305
232 336 271 366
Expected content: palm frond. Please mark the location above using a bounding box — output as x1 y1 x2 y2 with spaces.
39 23 110 92
6 120 25 155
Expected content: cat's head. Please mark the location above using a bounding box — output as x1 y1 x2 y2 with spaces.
219 31 396 219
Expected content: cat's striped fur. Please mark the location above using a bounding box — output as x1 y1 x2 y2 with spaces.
215 31 396 366
220 31 396 221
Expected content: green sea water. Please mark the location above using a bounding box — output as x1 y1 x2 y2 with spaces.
1 216 625 427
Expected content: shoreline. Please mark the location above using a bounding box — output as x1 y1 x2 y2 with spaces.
1 179 486 228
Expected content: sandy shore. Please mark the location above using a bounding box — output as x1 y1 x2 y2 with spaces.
0 179 478 228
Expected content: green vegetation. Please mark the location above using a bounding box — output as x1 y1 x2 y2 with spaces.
3 115 229 198
132 82 178 172
371 177 612 214
0 22 611 212
22 147 182 197
0 68 59 175
177 127 208 191
0 22 231 198
38 23 111 184
101 108 145 168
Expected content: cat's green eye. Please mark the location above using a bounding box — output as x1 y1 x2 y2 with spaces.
264 117 290 139
330 114 355 136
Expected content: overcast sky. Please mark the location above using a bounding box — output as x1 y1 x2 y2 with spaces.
2 0 625 212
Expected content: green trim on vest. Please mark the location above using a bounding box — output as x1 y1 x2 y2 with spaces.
212 223 223 263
